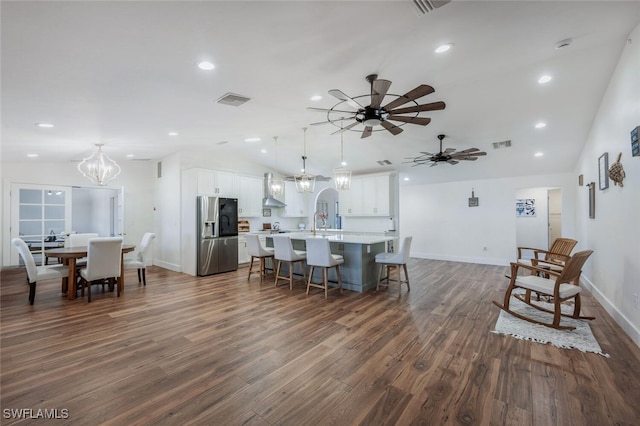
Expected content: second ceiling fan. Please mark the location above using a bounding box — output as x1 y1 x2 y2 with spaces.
406 134 487 166
309 74 445 139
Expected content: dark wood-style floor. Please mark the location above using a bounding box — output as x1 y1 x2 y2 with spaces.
2 259 640 425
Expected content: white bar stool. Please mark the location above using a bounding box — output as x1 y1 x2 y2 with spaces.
246 234 274 284
272 235 306 290
375 236 412 294
305 237 344 299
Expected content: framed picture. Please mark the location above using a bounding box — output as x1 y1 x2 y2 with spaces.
588 182 595 218
578 174 584 186
468 197 479 207
599 153 609 190
262 208 271 217
516 198 536 217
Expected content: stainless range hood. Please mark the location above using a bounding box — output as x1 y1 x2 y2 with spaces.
262 172 286 208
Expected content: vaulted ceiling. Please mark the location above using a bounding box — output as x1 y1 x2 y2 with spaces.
2 1 639 185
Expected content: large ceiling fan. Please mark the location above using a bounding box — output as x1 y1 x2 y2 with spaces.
406 134 487 166
308 74 445 139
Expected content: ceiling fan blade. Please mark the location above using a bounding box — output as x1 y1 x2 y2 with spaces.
361 126 373 138
456 147 481 154
451 156 478 161
447 160 459 165
419 151 435 156
309 116 355 126
380 120 403 135
307 107 356 114
370 79 392 109
389 101 446 115
444 148 456 154
330 121 360 135
383 85 435 111
430 162 438 167
329 89 364 110
387 115 431 126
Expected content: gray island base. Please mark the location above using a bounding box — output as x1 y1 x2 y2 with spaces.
265 233 396 293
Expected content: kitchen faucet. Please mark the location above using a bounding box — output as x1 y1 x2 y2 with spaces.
312 210 328 236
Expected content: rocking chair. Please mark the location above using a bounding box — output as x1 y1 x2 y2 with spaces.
493 250 594 330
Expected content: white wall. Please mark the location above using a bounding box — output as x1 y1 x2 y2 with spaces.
400 173 576 266
573 24 640 346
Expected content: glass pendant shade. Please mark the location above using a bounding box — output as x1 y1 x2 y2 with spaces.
333 167 351 190
270 177 284 196
294 128 315 193
77 144 121 186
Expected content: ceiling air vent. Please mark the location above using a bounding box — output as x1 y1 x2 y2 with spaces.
492 140 512 150
377 160 392 166
215 93 251 107
412 0 451 15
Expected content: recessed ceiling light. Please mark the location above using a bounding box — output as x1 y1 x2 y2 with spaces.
168 132 179 136
310 95 322 101
535 122 547 129
126 154 134 158
435 43 452 53
534 152 544 157
341 161 347 166
244 137 261 142
197 61 215 70
261 149 267 154
538 75 552 84
35 123 54 128
26 153 39 158
403 177 410 181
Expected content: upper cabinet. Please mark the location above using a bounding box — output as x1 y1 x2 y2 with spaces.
236 175 263 217
340 173 392 216
282 181 308 217
197 169 235 197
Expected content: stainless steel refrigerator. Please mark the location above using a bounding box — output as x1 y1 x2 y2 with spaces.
197 196 238 276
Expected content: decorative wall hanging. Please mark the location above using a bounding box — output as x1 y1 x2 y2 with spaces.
578 174 584 186
608 152 626 187
598 153 609 190
587 182 595 219
631 126 639 157
468 188 479 207
516 199 536 217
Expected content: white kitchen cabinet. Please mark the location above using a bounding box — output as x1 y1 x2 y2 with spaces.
236 175 263 217
283 181 308 217
197 169 236 197
238 234 250 264
340 173 391 216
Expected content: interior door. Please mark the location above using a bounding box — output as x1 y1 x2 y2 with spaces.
548 188 562 245
9 183 72 266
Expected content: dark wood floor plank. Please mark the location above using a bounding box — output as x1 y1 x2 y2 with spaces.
2 259 640 425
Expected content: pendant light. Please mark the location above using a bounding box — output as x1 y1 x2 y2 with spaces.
77 143 121 186
294 127 315 193
270 136 284 197
333 120 351 190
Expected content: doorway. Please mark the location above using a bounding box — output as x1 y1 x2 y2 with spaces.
515 187 562 257
314 187 340 230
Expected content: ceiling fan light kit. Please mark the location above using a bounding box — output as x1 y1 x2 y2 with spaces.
309 74 446 139
405 134 487 167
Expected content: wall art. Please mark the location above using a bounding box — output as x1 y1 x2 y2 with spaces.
516 198 536 217
599 153 609 190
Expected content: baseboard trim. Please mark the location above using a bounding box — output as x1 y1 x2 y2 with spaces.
411 252 509 267
581 275 640 349
153 260 181 273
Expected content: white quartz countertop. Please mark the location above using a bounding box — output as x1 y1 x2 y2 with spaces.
264 232 396 245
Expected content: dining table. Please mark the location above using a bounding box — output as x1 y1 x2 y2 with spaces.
45 244 136 300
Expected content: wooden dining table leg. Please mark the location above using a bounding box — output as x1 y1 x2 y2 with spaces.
61 258 70 294
118 251 125 296
67 258 77 300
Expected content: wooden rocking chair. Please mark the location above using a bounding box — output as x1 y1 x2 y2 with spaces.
493 250 594 330
517 237 577 273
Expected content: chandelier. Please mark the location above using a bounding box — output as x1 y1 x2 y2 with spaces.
77 144 121 186
270 136 285 196
333 120 351 190
294 127 316 193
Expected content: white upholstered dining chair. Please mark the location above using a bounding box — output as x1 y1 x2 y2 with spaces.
12 238 69 305
78 237 123 302
124 232 156 286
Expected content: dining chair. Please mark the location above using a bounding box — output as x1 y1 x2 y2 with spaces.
78 237 123 302
246 234 274 284
375 236 412 294
66 232 99 267
493 250 594 330
12 238 69 305
124 232 156 286
272 235 307 290
305 237 343 299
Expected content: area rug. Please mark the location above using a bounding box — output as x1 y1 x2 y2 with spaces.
491 296 609 357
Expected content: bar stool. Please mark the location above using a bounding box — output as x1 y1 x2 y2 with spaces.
305 237 344 299
375 236 412 294
246 234 274 284
272 235 306 290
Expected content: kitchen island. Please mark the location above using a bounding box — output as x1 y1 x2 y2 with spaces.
265 232 397 293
